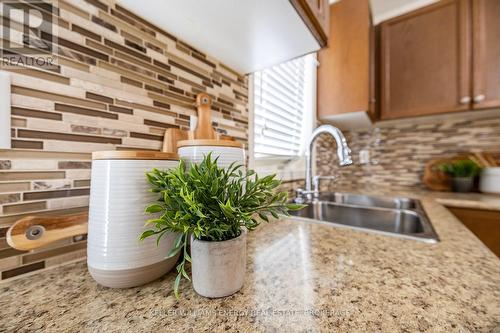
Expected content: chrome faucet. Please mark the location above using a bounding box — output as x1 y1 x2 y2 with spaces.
312 175 337 195
296 125 352 203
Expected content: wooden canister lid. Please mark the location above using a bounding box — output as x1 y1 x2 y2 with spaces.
92 151 179 160
177 139 244 148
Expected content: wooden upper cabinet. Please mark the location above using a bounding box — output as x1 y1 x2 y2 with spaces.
317 0 373 120
290 0 330 47
380 0 471 120
472 0 500 109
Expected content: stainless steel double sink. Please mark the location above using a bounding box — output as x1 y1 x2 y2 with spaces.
289 192 439 243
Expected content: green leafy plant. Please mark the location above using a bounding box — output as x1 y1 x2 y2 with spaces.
140 153 304 299
438 159 481 178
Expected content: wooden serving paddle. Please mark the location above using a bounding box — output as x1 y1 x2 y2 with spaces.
194 93 216 140
162 93 223 153
7 212 88 251
162 128 189 153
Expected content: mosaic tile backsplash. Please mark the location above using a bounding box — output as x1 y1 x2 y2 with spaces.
0 0 248 279
316 112 500 191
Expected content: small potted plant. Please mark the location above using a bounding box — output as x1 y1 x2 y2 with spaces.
140 154 303 299
438 159 481 193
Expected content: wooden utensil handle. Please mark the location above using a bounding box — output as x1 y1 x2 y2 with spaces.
7 213 88 251
195 93 216 140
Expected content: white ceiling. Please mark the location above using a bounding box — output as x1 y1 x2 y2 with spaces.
116 0 440 74
330 0 440 24
117 0 318 74
369 0 439 24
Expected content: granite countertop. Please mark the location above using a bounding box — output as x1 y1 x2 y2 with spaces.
431 192 500 212
1 192 500 332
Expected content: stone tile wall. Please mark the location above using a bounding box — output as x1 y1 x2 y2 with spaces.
316 112 500 191
0 0 248 279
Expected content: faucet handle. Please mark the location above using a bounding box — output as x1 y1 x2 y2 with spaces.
294 188 306 204
294 188 315 204
312 175 338 196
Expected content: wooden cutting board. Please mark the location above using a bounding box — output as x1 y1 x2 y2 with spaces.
194 93 216 140
7 213 88 251
422 155 472 191
479 152 500 167
162 92 239 153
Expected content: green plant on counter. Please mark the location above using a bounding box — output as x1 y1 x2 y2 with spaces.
139 153 304 299
438 159 481 178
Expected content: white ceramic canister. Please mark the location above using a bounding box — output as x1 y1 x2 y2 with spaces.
479 167 500 194
87 151 180 288
177 139 245 169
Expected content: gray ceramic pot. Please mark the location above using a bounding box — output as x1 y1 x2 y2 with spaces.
190 228 246 298
452 177 474 193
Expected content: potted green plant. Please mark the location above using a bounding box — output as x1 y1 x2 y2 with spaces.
140 154 304 299
438 159 481 193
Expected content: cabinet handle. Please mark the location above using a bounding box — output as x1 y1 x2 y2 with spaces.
473 94 485 103
459 96 471 104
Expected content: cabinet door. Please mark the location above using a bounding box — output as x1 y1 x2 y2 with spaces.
472 0 500 109
380 0 471 120
447 206 500 257
290 0 329 47
317 0 372 120
306 0 329 39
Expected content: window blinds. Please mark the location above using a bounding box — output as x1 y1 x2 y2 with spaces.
253 55 310 157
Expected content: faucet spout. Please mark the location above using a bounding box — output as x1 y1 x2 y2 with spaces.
305 125 352 195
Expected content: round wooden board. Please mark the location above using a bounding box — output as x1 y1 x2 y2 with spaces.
422 155 471 191
92 150 179 160
177 139 244 148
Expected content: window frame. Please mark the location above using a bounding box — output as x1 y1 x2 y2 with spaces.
248 53 317 179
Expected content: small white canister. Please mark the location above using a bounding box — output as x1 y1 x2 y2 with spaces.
177 139 245 169
88 151 180 288
479 167 500 194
